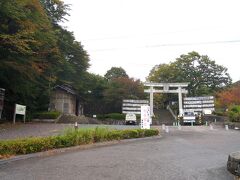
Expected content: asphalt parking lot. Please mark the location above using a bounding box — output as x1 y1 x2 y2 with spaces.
0 125 239 180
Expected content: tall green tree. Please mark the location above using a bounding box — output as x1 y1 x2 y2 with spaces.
104 67 129 81
82 73 108 114
40 0 90 92
148 51 232 96
0 0 60 113
39 0 70 25
0 0 90 117
103 77 145 113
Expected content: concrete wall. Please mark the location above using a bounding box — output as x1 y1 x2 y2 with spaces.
49 90 76 115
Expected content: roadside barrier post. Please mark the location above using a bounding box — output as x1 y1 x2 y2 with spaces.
177 121 180 126
74 122 78 130
162 124 166 130
178 125 181 130
225 125 229 131
165 126 169 133
210 124 213 130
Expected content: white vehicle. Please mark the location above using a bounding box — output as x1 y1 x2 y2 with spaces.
182 111 196 123
203 109 212 115
125 113 137 125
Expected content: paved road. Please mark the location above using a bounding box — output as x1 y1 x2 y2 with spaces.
0 126 239 180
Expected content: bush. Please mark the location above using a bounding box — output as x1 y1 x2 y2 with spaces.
121 129 139 139
105 113 125 120
0 128 159 156
107 130 123 140
144 129 159 137
96 114 105 120
97 113 125 120
0 137 55 155
214 108 226 116
228 105 240 122
33 111 61 119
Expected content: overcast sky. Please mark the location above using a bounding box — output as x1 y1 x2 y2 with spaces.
62 0 240 82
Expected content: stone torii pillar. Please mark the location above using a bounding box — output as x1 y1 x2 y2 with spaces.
150 86 154 116
144 82 189 117
178 87 183 116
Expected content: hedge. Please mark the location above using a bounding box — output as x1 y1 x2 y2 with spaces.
97 113 125 120
33 111 61 119
0 128 159 156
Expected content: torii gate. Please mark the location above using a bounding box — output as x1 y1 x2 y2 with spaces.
144 82 189 117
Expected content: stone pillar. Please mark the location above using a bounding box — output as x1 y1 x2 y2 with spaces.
227 151 240 179
178 87 183 116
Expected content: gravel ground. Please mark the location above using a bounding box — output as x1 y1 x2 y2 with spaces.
0 123 140 140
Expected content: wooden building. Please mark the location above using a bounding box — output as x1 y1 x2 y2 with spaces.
49 85 82 115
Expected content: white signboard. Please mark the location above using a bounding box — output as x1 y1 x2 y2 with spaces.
13 104 26 124
15 104 26 115
141 106 151 129
122 99 149 115
183 96 215 114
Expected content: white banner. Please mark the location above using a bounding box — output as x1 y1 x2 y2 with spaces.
184 100 214 104
184 96 214 101
184 104 215 108
184 108 215 112
122 107 141 111
123 99 149 103
141 106 151 129
123 103 150 107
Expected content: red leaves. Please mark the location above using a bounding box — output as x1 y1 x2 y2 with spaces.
216 84 240 107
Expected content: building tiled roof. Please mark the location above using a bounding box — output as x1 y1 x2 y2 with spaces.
53 85 77 95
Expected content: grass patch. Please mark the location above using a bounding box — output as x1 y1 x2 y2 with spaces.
0 128 159 156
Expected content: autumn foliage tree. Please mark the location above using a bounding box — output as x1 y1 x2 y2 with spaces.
0 0 90 117
216 83 240 108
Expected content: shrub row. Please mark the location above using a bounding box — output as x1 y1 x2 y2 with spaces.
33 111 61 119
96 113 141 121
0 128 159 156
96 113 125 120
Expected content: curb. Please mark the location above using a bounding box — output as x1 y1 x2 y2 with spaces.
0 135 162 165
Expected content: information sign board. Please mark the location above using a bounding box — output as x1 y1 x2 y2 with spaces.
122 99 149 115
183 96 215 114
13 104 26 124
141 106 151 129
